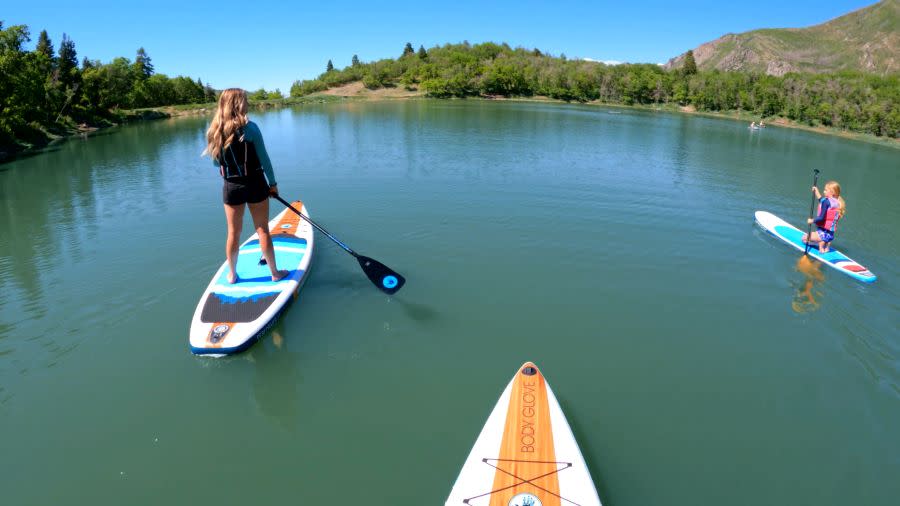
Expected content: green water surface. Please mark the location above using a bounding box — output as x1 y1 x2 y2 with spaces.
1 100 898 506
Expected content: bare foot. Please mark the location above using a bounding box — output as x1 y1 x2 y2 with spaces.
227 271 239 284
271 270 289 282
819 244 829 253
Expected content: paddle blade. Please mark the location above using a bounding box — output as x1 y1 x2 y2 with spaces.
356 255 405 295
796 255 824 281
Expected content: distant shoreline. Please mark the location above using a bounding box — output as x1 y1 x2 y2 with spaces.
158 89 900 149
313 83 900 149
0 96 344 164
0 109 169 164
295 81 900 148
3 89 895 163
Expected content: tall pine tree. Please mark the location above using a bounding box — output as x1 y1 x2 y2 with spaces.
34 29 56 91
134 47 153 79
683 50 697 75
417 45 427 59
326 59 334 72
351 54 359 66
402 42 414 57
57 33 79 88
35 30 54 59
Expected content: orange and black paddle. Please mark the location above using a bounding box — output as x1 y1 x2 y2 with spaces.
273 195 405 295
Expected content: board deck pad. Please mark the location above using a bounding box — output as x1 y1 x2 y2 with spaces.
755 211 875 283
189 200 314 355
199 236 307 322
446 362 601 506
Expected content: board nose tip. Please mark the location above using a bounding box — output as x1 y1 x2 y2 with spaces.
521 362 539 376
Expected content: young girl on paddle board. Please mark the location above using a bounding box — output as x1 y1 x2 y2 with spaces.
203 88 288 284
801 181 845 253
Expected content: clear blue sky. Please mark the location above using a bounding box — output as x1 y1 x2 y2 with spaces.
4 0 878 93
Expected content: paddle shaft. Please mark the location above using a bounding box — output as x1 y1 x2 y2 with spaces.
273 195 359 258
804 169 820 255
272 194 406 295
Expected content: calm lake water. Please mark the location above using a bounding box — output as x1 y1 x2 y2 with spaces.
1 100 898 506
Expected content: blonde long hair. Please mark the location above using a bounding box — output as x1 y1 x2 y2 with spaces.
825 181 846 218
203 88 249 162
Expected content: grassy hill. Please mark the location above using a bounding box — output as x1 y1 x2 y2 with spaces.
665 0 898 75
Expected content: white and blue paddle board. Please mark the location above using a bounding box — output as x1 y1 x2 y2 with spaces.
755 211 875 283
190 200 314 355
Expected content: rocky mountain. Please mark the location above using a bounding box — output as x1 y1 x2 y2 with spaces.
665 0 899 75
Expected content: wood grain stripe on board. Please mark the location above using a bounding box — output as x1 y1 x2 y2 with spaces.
273 200 303 236
489 362 560 506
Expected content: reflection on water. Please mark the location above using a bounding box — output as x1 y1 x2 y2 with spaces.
0 119 206 308
792 255 825 313
0 117 211 397
396 299 440 323
250 328 302 434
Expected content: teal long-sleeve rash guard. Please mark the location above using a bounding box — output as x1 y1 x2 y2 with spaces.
212 121 277 186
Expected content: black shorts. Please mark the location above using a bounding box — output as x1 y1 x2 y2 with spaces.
222 174 269 205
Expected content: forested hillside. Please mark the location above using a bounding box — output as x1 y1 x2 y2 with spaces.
292 42 899 138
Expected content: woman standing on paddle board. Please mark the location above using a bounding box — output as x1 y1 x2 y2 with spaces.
203 88 288 284
801 180 845 254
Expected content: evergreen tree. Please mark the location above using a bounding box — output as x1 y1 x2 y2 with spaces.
204 83 217 102
417 45 427 59
128 49 155 107
57 33 79 88
35 30 53 59
58 34 77 75
34 29 56 104
326 59 334 72
134 47 154 79
402 42 414 57
351 54 359 66
683 50 697 75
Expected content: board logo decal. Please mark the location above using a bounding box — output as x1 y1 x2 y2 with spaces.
382 275 398 289
509 492 542 506
208 323 232 344
521 379 537 452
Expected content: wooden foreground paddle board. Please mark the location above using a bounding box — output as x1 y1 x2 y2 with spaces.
446 362 601 506
189 200 314 356
755 210 875 283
